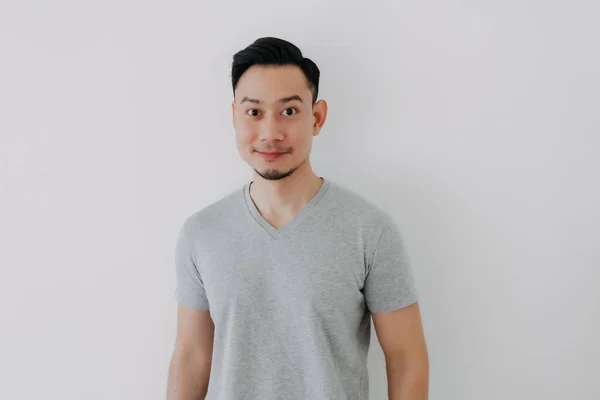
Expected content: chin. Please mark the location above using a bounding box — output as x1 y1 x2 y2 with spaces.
256 167 296 181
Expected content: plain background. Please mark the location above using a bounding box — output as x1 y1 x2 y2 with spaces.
1 1 599 399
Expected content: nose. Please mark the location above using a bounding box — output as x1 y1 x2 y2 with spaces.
259 115 284 141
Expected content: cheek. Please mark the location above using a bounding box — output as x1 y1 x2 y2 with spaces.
235 122 257 143
289 122 313 144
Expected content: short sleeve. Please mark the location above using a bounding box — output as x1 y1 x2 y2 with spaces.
363 222 419 313
174 218 210 310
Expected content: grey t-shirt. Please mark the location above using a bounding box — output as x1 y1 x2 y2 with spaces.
174 177 419 400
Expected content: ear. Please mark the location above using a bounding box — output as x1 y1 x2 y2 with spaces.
231 100 236 126
312 99 328 137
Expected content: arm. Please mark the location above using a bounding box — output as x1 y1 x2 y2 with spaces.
167 304 214 400
372 301 429 400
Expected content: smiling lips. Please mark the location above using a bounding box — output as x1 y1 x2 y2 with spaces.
256 150 287 160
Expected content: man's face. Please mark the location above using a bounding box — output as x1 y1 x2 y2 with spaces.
232 65 326 181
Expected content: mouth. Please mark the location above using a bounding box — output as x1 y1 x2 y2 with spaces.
256 150 287 161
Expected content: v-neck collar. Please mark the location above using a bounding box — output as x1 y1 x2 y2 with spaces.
243 177 332 240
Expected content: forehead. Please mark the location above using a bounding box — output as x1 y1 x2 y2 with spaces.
235 65 311 103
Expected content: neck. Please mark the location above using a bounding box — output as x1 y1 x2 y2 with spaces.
249 162 323 219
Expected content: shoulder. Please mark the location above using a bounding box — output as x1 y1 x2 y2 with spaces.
180 186 246 237
327 180 398 232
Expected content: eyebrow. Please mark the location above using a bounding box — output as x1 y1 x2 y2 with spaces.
240 95 304 104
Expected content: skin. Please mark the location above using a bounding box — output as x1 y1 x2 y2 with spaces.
168 63 429 400
373 302 430 399
232 64 328 229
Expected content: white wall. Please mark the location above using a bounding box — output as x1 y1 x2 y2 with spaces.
1 1 599 399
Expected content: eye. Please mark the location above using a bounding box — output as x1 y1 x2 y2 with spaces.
246 109 261 117
281 107 297 116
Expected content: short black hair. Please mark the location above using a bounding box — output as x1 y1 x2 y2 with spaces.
231 37 320 104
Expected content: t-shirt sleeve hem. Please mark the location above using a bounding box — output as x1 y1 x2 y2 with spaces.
367 290 419 314
175 289 210 311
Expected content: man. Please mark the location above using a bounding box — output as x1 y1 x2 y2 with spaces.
167 37 429 400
